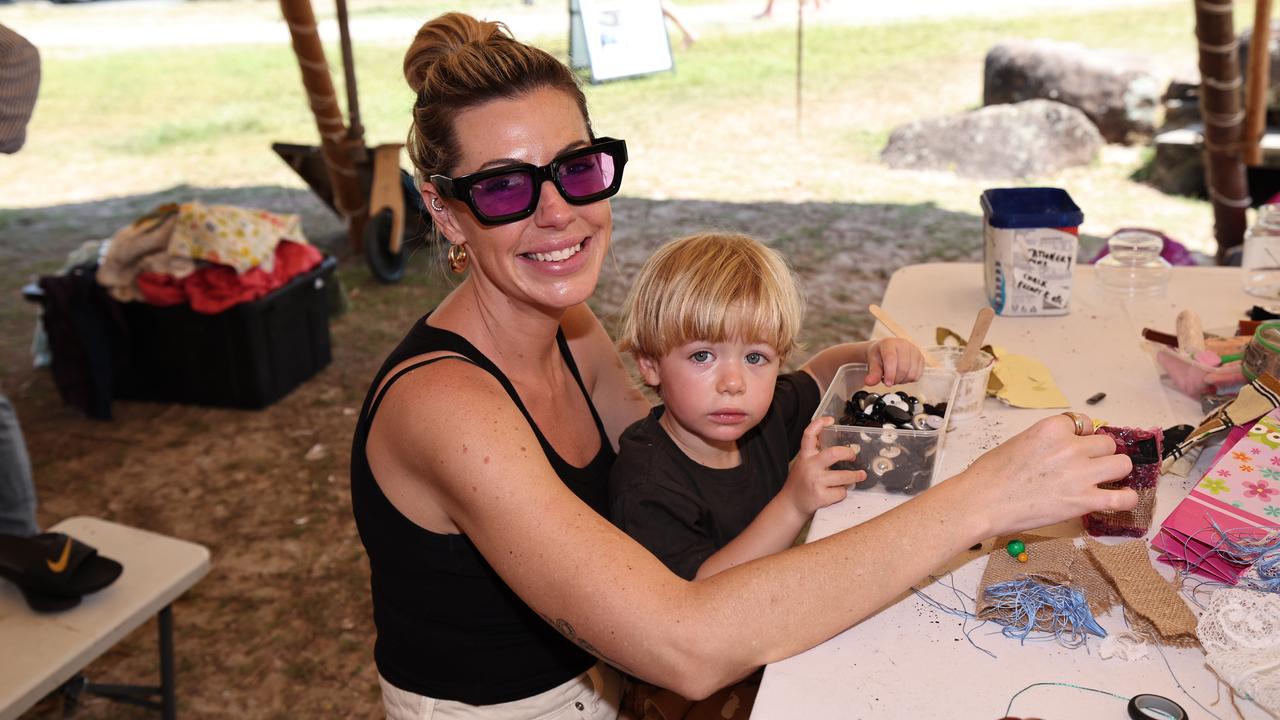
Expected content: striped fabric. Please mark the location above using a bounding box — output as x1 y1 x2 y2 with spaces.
1161 372 1280 473
0 23 40 154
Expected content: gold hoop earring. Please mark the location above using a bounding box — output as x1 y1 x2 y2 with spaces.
448 243 470 274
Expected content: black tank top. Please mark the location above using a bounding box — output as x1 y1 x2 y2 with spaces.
350 314 615 705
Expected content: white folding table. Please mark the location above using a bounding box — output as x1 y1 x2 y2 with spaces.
0 516 210 719
752 263 1270 719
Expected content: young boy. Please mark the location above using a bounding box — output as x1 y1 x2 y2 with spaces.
609 231 925 583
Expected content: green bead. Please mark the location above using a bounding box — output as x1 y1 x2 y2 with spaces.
1006 539 1025 557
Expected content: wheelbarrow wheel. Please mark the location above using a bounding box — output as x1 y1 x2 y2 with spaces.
364 208 406 284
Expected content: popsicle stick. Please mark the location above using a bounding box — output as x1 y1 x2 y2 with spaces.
957 307 995 373
868 304 940 367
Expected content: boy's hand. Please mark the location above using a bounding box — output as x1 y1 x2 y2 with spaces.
864 338 925 386
782 417 866 517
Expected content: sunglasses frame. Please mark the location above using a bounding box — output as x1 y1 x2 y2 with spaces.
430 137 628 226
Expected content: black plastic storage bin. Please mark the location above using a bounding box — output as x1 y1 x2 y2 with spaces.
114 256 337 409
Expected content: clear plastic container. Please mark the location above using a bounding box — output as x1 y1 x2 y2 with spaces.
1094 230 1173 296
924 346 995 425
1243 204 1280 299
813 363 958 495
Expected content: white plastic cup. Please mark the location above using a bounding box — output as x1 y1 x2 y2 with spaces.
924 346 995 424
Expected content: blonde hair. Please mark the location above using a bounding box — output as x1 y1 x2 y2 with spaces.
617 232 804 362
403 13 592 182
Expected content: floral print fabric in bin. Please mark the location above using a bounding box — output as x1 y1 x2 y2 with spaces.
167 201 308 274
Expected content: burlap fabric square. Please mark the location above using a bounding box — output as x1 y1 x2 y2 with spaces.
977 534 1118 620
976 536 1197 648
1085 539 1198 647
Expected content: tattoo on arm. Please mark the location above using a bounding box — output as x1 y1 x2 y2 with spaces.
541 613 639 677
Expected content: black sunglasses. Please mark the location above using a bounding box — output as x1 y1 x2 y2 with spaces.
431 137 627 226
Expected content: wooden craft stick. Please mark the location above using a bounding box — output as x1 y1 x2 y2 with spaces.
868 304 940 367
957 307 996 373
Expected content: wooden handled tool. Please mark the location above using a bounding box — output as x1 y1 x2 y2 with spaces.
957 307 995 373
868 304 940 368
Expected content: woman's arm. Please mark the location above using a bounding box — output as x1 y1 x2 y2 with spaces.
373 367 1132 700
562 303 651 449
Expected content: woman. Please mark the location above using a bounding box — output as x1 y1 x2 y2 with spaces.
351 12 1136 718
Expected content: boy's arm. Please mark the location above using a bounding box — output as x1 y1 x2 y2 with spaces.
800 339 924 389
693 492 811 579
695 418 860 579
798 342 872 390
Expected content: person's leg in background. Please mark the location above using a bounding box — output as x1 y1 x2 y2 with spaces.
660 2 697 48
0 393 38 536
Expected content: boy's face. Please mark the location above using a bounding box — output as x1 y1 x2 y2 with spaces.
637 337 781 459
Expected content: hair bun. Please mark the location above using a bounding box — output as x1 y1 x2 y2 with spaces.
404 12 511 95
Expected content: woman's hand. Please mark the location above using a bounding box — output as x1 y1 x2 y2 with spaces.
955 412 1136 539
864 338 925 386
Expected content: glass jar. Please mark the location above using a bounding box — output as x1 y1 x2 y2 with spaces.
1094 230 1173 296
1243 320 1280 381
1243 204 1280 299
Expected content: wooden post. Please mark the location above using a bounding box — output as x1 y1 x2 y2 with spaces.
1195 0 1251 264
1244 0 1273 165
279 0 368 252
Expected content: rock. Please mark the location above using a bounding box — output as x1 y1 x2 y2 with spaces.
1161 76 1201 131
1149 127 1207 197
880 100 1103 179
304 443 327 462
983 39 1161 144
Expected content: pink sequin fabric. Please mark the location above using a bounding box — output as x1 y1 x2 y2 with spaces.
1082 426 1164 537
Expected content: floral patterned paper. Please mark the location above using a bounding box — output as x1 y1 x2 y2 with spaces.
1155 410 1280 584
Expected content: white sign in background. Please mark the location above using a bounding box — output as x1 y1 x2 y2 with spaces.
570 0 673 83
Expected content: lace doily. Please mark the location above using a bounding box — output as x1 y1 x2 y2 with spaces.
1196 587 1280 715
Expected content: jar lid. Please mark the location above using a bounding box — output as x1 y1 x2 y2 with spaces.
1095 230 1172 295
1252 320 1280 354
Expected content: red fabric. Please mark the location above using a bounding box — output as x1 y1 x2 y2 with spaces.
135 240 323 314
135 273 187 307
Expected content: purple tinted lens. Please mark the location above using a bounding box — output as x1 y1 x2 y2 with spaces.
558 151 616 199
471 171 535 218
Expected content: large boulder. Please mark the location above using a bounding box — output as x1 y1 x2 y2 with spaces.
984 39 1161 144
880 99 1103 179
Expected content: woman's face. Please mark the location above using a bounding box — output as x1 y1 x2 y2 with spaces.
430 87 612 313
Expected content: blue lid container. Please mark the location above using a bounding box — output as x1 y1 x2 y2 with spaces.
980 187 1083 229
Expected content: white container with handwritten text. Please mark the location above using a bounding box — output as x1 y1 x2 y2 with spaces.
980 188 1083 317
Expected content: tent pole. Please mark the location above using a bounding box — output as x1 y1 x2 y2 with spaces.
1196 0 1251 263
1245 0 1274 166
279 0 368 251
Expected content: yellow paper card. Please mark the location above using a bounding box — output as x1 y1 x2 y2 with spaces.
989 348 1069 409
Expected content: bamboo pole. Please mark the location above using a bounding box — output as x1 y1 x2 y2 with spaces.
1195 0 1251 263
1244 0 1273 165
279 0 368 251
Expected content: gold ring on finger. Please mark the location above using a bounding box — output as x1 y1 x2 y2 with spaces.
1061 411 1089 436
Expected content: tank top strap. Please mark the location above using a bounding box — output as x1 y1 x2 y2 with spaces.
554 329 610 446
372 318 609 471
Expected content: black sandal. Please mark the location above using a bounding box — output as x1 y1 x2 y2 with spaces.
0 532 122 612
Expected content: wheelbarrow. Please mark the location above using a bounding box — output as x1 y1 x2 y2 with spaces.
276 0 429 283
